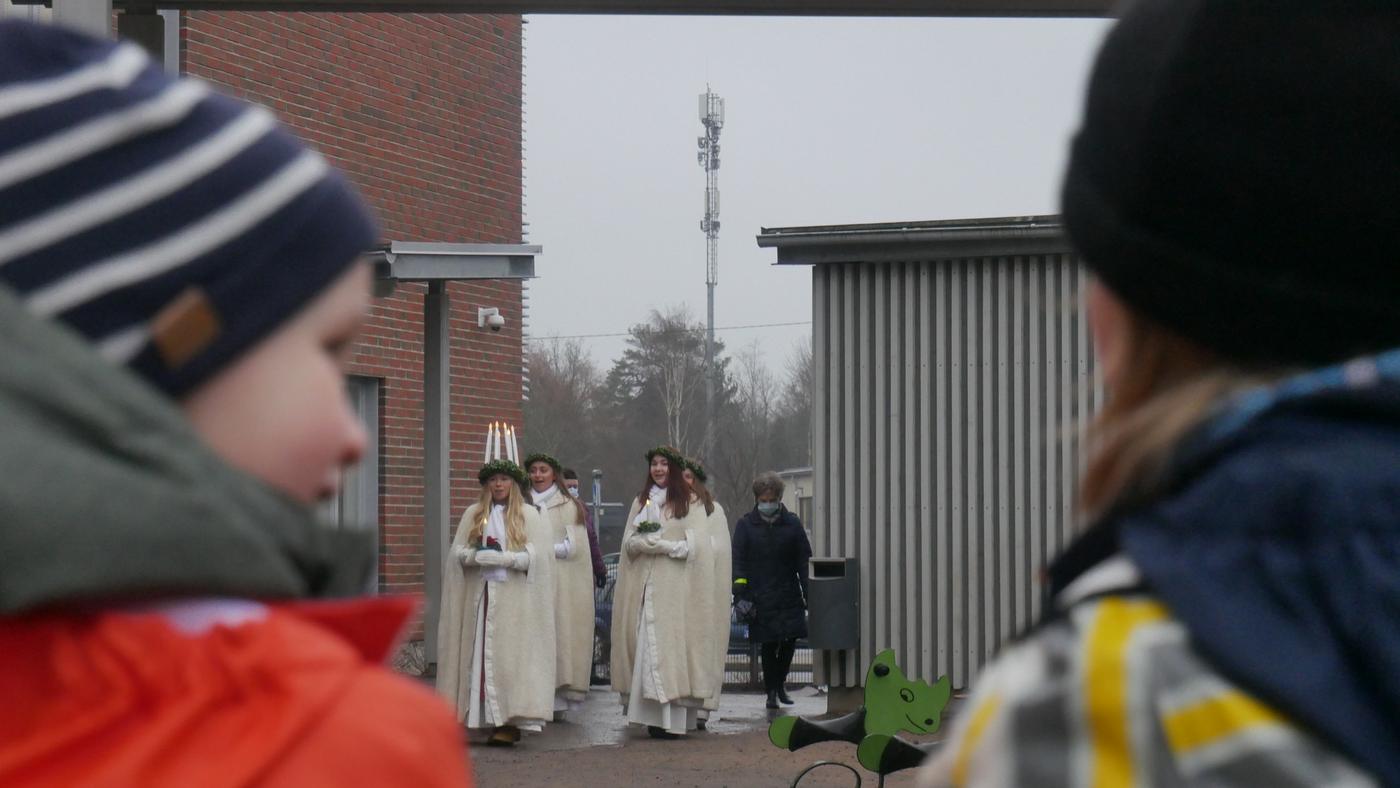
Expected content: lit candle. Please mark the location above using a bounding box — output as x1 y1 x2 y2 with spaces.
482 422 491 464
510 425 520 463
491 422 500 461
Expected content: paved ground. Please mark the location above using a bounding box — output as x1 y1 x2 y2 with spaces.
467 687 953 787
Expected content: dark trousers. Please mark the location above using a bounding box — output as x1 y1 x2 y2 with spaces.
760 638 797 692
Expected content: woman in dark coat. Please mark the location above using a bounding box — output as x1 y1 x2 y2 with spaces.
731 472 812 709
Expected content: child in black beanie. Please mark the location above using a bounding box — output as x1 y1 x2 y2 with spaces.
922 2 1400 785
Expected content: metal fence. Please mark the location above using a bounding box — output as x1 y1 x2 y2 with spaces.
723 640 813 690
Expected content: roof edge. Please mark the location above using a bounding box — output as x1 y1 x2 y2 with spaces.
756 214 1069 265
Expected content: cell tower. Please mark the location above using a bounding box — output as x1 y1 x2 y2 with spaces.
697 87 724 447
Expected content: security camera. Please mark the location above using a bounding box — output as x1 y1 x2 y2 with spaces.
478 307 506 332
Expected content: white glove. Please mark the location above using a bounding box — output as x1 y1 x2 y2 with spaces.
665 538 690 560
452 545 475 569
641 537 684 556
474 550 510 568
626 532 657 558
554 536 573 560
503 550 531 571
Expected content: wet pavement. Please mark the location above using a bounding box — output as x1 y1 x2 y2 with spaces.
468 685 827 751
467 686 945 787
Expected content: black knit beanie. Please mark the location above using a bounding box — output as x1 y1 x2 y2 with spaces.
1061 1 1400 367
0 20 376 397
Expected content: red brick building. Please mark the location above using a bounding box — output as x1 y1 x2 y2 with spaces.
180 11 528 654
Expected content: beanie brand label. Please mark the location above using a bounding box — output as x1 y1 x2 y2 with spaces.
152 287 221 370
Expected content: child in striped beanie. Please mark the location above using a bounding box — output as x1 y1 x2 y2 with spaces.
0 19 471 787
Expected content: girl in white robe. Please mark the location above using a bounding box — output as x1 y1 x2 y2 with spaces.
610 446 718 739
683 460 731 730
436 460 556 747
524 451 595 719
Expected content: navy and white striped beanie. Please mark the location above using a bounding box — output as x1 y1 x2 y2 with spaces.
0 20 377 397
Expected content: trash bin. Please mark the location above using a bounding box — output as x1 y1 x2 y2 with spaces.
807 557 859 650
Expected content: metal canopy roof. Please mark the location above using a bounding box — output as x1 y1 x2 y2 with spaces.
25 0 1115 16
757 214 1068 264
371 242 539 281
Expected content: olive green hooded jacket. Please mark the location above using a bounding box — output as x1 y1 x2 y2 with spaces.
0 284 373 614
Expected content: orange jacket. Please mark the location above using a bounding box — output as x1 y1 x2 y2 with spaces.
0 596 472 788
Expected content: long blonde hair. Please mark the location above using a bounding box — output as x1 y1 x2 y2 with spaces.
468 481 528 550
1080 309 1286 517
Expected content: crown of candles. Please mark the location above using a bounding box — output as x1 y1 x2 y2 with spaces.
482 421 521 464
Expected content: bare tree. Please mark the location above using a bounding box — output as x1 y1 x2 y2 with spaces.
593 305 731 506
711 340 781 516
773 337 813 467
615 305 711 454
657 336 698 450
522 337 600 463
538 308 813 523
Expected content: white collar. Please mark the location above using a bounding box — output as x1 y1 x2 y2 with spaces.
649 484 666 502
485 503 507 542
1057 554 1142 609
532 486 558 505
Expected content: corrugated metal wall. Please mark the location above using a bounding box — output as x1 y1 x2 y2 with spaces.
812 254 1102 690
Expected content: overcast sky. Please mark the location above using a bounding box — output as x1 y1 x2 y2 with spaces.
521 15 1113 369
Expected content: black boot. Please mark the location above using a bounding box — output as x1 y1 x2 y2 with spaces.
765 689 779 709
647 725 680 740
775 639 798 706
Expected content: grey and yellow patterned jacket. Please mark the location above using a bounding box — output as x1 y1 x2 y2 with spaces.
921 354 1400 787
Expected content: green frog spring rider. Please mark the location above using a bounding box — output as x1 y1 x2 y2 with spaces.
768 649 950 786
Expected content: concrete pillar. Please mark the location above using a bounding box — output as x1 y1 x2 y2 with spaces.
826 685 865 715
422 281 450 660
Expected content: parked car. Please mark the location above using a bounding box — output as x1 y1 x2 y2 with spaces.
591 553 619 685
590 552 749 685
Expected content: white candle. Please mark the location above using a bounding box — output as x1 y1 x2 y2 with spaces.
491 422 500 461
482 422 491 464
510 425 520 463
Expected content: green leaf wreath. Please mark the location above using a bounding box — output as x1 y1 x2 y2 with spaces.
477 458 526 485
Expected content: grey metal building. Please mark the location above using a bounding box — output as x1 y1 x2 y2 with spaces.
757 215 1102 694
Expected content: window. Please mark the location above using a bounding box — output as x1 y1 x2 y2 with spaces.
319 375 380 593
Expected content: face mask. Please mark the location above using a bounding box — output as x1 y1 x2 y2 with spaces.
566 486 580 498
757 502 781 517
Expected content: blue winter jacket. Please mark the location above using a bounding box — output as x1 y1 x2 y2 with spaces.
1055 364 1400 781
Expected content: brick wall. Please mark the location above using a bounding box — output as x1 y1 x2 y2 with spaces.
182 12 524 628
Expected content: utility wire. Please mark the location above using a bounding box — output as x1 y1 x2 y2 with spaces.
525 320 811 342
